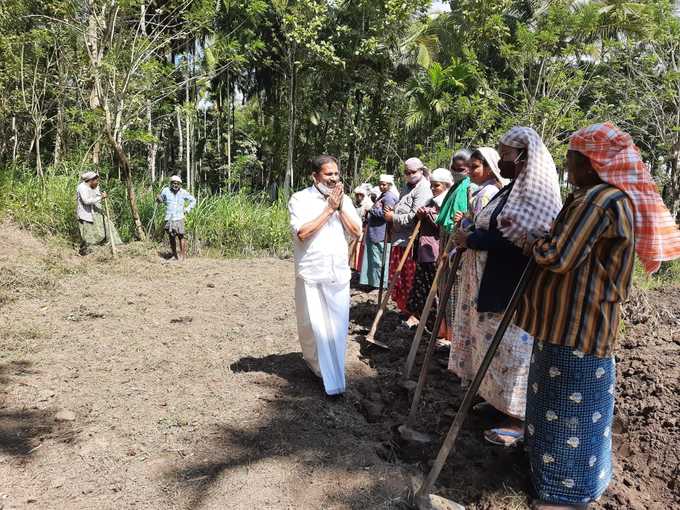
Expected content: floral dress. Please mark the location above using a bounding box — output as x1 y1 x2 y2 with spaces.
447 187 534 419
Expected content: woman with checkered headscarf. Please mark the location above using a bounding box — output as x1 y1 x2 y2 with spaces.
518 123 680 509
450 128 562 448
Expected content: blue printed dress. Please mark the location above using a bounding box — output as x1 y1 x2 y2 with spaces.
525 340 615 505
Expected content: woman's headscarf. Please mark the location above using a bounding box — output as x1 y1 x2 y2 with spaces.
569 122 680 273
474 147 508 187
379 174 400 199
498 127 563 246
353 183 374 216
430 168 454 207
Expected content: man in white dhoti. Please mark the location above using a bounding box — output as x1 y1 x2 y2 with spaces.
288 155 363 395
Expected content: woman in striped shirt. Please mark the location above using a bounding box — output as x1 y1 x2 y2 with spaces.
519 123 680 510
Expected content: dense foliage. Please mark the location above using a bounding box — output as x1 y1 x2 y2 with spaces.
0 0 679 237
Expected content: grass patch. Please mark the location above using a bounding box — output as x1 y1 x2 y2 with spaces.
632 258 680 290
0 166 292 258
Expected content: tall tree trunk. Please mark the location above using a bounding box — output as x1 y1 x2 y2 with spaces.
53 102 64 166
185 78 191 192
146 101 157 182
176 107 183 164
226 73 232 191
11 116 18 162
106 132 145 240
34 123 43 177
284 53 296 195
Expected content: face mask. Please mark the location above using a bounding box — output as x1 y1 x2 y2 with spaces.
498 160 517 179
433 190 448 207
452 172 466 184
407 173 421 185
315 181 334 196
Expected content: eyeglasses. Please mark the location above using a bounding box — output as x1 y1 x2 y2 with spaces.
404 169 420 175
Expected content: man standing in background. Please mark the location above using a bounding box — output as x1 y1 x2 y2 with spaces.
288 155 362 396
76 171 121 255
157 175 196 261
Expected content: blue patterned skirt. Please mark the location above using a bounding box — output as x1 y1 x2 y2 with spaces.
525 340 615 505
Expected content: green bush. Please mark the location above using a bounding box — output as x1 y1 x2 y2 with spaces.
0 166 292 258
633 258 680 289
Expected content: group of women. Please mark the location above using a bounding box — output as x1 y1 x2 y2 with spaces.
350 124 680 510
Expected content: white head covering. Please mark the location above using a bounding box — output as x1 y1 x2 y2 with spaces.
378 174 400 199
81 171 98 182
430 168 454 185
474 147 509 187
370 186 381 198
354 183 374 217
497 127 563 246
404 157 426 173
170 175 182 183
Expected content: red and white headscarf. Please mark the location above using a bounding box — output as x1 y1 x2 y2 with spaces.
498 126 563 247
569 122 680 273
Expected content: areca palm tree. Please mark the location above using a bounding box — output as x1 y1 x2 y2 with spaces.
405 60 474 147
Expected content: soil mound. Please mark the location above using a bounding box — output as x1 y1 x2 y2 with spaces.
348 283 680 510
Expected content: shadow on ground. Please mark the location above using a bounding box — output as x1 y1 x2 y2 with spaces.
165 326 533 510
164 351 413 509
0 361 76 458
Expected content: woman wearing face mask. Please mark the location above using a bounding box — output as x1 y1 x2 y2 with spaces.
384 157 433 324
465 147 508 220
450 128 562 447
434 149 472 344
360 176 399 289
406 168 453 329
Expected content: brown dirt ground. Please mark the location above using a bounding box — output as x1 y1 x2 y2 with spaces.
1 222 678 510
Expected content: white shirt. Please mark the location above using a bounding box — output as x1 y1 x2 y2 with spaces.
288 186 362 285
76 181 102 223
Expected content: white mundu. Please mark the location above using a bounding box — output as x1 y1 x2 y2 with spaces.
288 186 362 395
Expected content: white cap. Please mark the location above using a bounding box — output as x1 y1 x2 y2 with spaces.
353 185 367 195
430 168 454 185
81 171 98 181
379 174 394 184
170 175 182 183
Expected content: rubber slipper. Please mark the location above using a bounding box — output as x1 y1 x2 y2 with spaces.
484 428 524 447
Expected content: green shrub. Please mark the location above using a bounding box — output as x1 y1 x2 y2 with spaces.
633 258 680 289
0 166 292 258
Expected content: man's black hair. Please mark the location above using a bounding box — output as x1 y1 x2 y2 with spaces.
309 155 339 173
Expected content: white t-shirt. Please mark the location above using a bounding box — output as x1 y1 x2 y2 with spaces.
288 186 362 285
76 181 102 223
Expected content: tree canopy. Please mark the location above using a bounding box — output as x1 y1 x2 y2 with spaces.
1 0 679 232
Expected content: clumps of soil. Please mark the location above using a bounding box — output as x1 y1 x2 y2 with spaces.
603 286 680 510
347 284 680 509
0 266 55 307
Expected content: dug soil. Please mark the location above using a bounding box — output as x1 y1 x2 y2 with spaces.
0 223 678 509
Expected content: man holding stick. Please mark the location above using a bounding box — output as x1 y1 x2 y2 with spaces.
289 155 362 396
76 171 121 255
